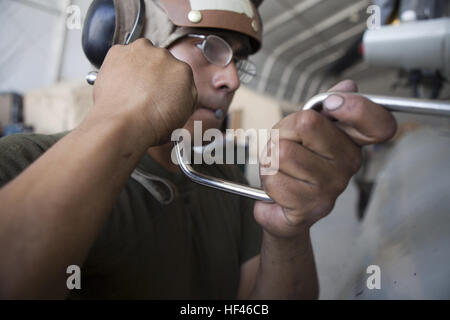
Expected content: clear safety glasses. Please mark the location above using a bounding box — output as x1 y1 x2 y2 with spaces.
188 34 257 84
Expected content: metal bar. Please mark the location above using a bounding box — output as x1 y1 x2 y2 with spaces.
174 141 273 202
175 92 450 202
303 92 450 116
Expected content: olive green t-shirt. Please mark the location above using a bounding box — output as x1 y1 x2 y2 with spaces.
0 132 262 299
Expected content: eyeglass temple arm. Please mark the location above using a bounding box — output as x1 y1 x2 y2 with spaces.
175 92 450 203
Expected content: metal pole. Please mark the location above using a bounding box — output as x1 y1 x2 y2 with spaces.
175 92 450 202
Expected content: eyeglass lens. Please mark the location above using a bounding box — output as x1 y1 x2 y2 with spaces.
194 34 256 83
202 35 233 67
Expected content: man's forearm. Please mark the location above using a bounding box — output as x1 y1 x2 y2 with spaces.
0 113 152 299
250 229 319 300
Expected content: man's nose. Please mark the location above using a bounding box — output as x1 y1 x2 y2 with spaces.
212 62 241 92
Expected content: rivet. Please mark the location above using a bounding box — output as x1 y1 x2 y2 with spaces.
188 10 203 23
251 20 259 32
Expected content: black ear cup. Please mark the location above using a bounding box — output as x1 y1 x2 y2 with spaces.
82 0 116 69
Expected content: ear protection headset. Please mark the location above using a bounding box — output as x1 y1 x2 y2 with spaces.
82 0 145 69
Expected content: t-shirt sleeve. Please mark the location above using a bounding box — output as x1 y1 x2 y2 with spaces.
0 133 63 188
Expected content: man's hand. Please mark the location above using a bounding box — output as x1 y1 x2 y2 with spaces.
0 39 198 299
89 38 198 147
255 80 397 238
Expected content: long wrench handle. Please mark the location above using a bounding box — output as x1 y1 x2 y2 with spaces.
304 92 450 116
175 92 450 202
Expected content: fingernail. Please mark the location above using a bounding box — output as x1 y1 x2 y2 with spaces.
324 94 344 111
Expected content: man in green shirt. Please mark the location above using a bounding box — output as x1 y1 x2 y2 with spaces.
0 0 397 299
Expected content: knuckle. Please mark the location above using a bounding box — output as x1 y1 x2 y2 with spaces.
330 175 349 194
366 108 398 143
277 140 293 165
345 79 358 92
103 45 124 64
382 116 398 141
108 44 122 55
344 95 365 118
334 79 358 92
134 38 150 47
308 197 335 222
318 199 335 219
295 110 322 133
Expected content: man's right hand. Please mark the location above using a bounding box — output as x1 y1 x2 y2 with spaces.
89 38 198 147
0 39 198 299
